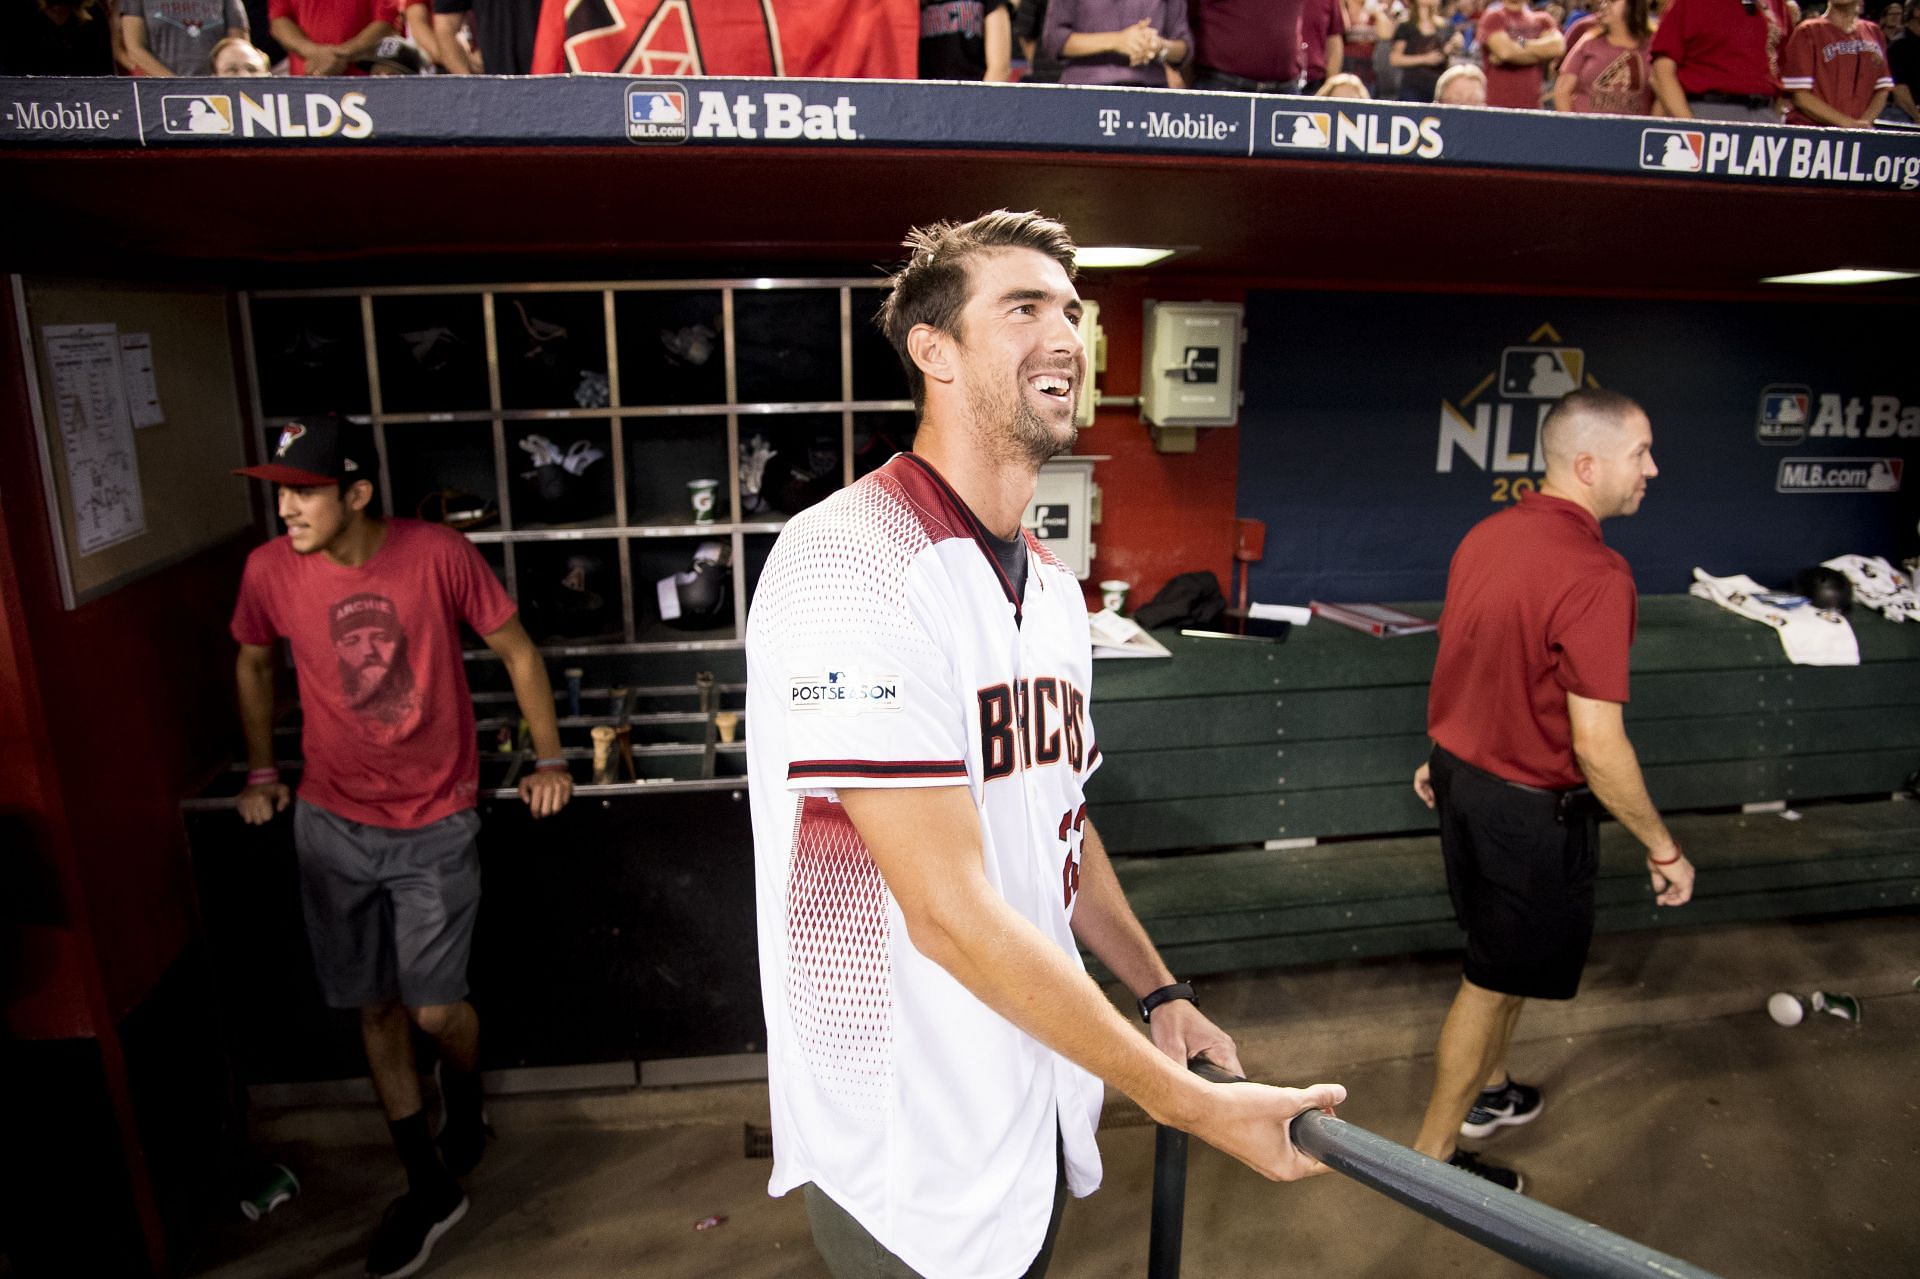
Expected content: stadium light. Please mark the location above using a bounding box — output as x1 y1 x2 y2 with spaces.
1759 267 1920 286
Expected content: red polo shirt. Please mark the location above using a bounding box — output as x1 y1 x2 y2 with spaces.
1427 492 1637 789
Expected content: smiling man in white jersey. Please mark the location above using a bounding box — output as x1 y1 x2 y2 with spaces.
745 210 1347 1279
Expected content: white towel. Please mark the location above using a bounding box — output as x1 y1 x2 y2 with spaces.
1689 569 1859 666
1822 554 1920 624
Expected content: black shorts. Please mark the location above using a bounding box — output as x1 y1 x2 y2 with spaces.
1430 746 1598 1001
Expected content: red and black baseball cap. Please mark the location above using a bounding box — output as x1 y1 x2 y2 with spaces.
235 414 378 487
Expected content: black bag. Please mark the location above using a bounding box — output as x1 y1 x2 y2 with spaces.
1132 571 1229 631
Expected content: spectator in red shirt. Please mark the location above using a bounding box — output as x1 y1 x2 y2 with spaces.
1301 0 1347 91
1781 0 1892 126
1650 0 1791 122
1480 0 1567 107
1553 0 1656 112
269 0 398 73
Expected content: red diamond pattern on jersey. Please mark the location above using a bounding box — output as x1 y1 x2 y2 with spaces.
786 796 893 1112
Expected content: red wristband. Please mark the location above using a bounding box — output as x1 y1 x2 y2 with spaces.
534 761 570 774
1648 846 1682 866
246 768 280 786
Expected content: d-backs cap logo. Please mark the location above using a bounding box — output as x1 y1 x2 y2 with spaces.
1756 384 1811 446
161 94 234 136
1269 111 1332 150
627 82 688 143
275 422 307 457
1640 128 1704 173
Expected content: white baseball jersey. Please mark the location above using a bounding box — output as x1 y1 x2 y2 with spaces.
746 453 1106 1279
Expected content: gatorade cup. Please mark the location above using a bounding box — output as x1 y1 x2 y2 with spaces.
239 1163 300 1221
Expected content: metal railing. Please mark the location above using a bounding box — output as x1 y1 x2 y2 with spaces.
1149 1063 1721 1279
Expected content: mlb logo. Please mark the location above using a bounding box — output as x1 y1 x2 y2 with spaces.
1269 111 1332 150
1756 384 1810 445
161 94 233 136
1640 128 1704 172
1499 346 1584 399
626 83 688 144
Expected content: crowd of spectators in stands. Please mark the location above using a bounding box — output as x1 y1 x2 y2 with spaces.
3 0 1914 128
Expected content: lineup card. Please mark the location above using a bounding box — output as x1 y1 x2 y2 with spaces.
42 323 147 555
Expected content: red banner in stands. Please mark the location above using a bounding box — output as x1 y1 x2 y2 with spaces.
533 0 918 78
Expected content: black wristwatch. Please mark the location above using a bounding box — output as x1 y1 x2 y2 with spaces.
1138 982 1197 1023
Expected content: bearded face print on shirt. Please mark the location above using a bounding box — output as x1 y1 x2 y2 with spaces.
330 592 420 735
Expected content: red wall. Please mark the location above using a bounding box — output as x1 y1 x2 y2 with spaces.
0 288 247 1039
1078 277 1247 611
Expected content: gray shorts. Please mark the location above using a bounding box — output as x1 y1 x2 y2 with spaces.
292 800 482 1010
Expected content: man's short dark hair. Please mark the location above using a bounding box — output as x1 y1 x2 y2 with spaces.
876 210 1079 412
1542 388 1642 436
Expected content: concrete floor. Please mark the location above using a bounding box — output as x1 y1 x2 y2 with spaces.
189 910 1920 1279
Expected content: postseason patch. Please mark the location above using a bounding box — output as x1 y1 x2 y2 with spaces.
789 670 904 715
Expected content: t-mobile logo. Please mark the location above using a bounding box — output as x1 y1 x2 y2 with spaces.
1097 108 1122 137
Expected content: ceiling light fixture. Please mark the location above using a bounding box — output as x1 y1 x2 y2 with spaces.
1076 246 1178 269
1759 268 1920 286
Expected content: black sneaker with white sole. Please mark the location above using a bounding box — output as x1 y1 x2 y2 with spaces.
366 1184 468 1279
1447 1148 1526 1195
1460 1078 1543 1138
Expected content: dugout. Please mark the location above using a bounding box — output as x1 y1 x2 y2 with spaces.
3 75 1918 1274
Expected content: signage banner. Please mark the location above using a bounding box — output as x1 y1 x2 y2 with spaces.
4 76 1917 193
1236 291 1920 604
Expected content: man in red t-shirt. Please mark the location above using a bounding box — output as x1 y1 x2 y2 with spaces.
269 0 399 74
230 415 570 1278
1781 0 1891 126
1408 390 1696 1194
1478 0 1565 107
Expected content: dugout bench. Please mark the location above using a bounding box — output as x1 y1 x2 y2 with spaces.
1090 593 1920 978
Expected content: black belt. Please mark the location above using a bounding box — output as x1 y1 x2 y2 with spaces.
1686 91 1773 108
1195 65 1303 94
1433 746 1596 823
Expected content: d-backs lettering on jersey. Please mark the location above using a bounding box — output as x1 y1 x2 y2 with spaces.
978 676 1088 779
533 0 917 77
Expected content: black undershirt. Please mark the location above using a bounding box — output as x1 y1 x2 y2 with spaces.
984 528 1028 604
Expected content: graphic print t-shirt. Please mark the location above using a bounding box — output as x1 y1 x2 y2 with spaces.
231 518 517 829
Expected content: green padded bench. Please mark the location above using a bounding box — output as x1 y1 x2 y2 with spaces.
1086 594 1920 976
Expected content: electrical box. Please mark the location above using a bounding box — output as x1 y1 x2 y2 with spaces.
1024 455 1104 580
1139 301 1244 427
1074 299 1104 428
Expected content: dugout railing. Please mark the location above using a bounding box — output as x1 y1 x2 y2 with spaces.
1149 1062 1722 1279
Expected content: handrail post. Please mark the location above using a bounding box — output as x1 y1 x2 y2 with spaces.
1147 1123 1189 1279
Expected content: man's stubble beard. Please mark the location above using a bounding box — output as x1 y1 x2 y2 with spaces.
965 374 1078 470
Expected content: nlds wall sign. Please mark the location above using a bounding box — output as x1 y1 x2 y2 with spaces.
1237 292 1918 603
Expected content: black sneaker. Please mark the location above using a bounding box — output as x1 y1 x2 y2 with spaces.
1460 1079 1544 1138
1447 1148 1526 1195
366 1185 468 1279
437 1112 493 1180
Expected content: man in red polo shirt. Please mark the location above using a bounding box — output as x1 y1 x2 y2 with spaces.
1408 389 1696 1193
1650 0 1792 121
1478 0 1565 108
